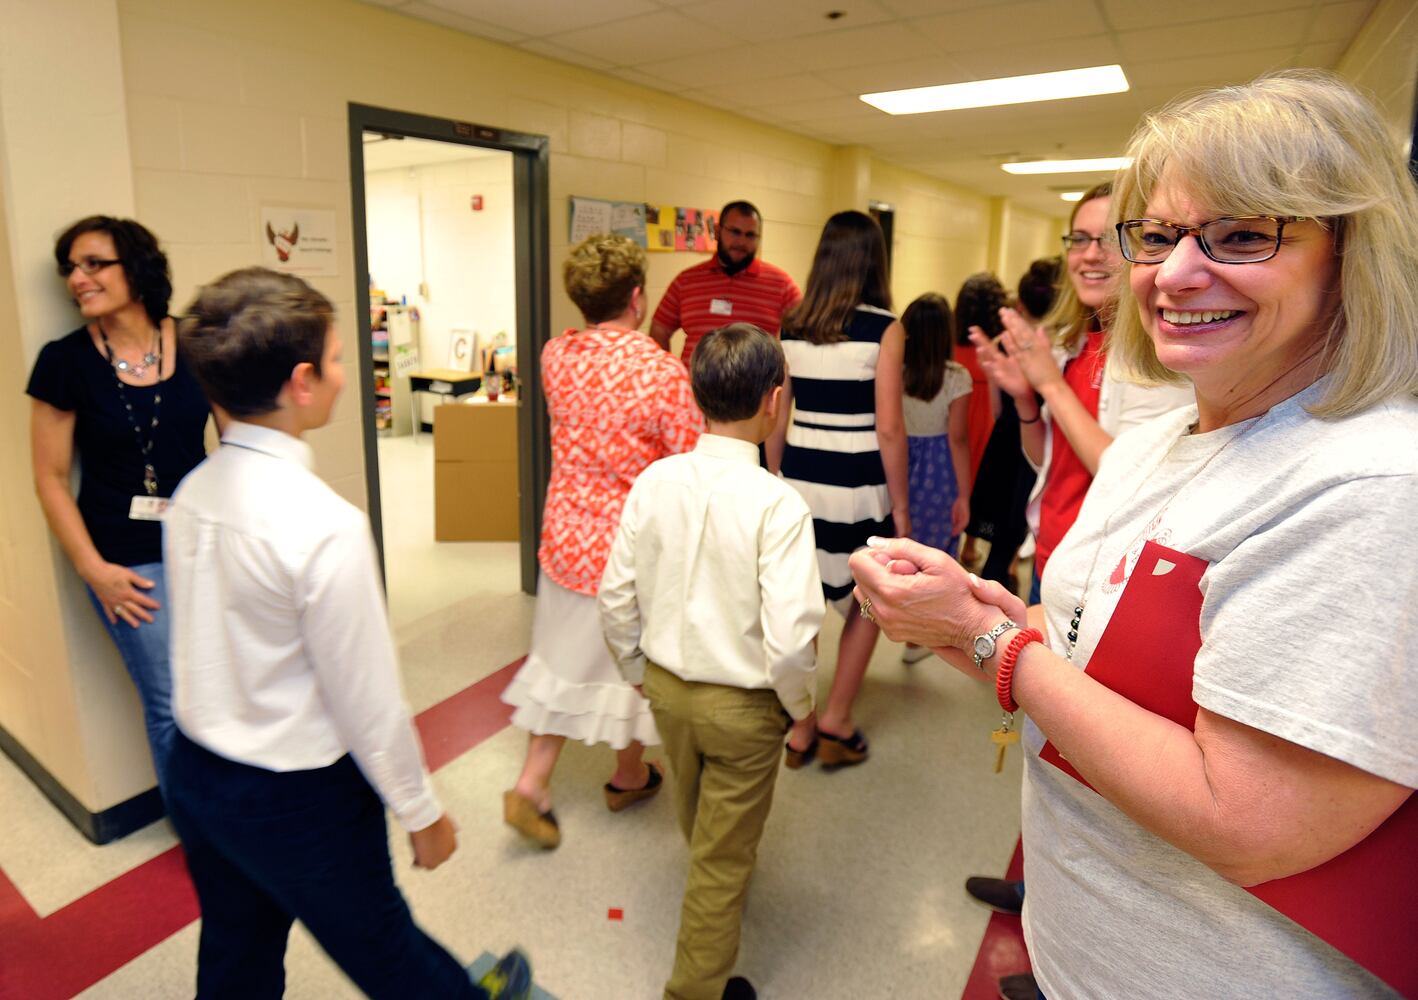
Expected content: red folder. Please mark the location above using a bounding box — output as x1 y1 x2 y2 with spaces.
1039 540 1418 997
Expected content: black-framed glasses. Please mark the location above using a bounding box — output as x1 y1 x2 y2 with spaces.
1061 231 1118 253
59 256 122 277
1115 216 1305 265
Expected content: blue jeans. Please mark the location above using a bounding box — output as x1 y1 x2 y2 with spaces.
166 731 483 1000
87 560 174 795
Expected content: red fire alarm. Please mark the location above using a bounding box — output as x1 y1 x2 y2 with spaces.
471 195 483 211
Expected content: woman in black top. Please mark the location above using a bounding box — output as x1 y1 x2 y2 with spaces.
27 217 209 795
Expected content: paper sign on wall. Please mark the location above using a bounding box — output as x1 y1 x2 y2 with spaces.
260 207 337 276
569 197 646 246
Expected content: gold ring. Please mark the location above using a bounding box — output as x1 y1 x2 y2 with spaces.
859 597 876 622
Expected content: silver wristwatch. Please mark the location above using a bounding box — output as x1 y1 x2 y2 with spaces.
972 620 1019 672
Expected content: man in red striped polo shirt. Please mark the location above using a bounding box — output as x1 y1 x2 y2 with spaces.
651 201 802 364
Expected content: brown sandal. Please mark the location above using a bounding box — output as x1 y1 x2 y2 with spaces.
604 762 663 812
784 735 818 769
817 728 869 768
503 789 561 849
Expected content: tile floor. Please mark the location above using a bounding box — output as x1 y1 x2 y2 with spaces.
0 434 1026 999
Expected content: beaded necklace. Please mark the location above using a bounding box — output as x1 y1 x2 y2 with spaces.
98 323 164 496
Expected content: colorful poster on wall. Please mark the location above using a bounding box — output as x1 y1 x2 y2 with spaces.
569 197 647 246
675 208 718 252
645 203 676 252
260 207 338 276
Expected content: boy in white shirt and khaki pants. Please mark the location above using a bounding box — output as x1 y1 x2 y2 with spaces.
166 268 529 1000
600 324 823 1000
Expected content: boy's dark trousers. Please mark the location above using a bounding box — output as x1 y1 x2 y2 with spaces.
166 730 482 1000
642 662 789 1000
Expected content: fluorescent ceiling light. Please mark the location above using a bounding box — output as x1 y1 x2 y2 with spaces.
1059 191 1084 202
861 64 1128 115
1002 156 1132 175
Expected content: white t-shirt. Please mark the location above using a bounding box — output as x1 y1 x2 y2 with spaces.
1024 383 1417 1000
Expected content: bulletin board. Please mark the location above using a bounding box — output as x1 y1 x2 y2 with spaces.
569 197 717 253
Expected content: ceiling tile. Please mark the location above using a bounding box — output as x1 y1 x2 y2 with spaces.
693 73 848 105
1124 46 1302 89
1117 9 1312 60
1099 0 1308 32
607 66 685 92
674 0 896 41
757 94 889 122
629 51 748 87
541 9 711 59
912 0 1107 51
516 39 619 71
765 21 940 69
947 34 1124 79
830 56 973 94
390 2 529 42
423 0 660 37
876 0 1004 15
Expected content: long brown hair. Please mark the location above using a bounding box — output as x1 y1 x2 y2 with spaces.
782 211 891 345
901 293 953 401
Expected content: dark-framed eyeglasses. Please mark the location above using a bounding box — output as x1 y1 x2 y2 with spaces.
1115 216 1305 265
59 256 122 277
1061 231 1118 253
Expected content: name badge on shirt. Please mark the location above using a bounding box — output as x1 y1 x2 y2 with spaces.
709 298 733 316
129 495 170 521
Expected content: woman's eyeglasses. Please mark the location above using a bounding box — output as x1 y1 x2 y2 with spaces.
1061 231 1118 253
59 256 122 277
1116 216 1305 265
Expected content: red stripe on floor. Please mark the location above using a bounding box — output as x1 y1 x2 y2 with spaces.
0 657 525 1000
960 839 1029 1000
416 657 523 771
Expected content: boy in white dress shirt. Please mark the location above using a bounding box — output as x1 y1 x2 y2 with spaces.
600 323 823 1000
166 268 529 1000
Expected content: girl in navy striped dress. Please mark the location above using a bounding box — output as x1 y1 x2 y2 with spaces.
767 210 909 768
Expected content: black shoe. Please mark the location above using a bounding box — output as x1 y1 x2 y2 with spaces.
998 971 1039 1000
723 976 756 999
477 948 533 1000
965 876 1024 915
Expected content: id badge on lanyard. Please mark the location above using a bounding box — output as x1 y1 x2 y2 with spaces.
129 495 169 521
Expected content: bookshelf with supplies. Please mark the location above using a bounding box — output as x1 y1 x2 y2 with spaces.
370 296 420 436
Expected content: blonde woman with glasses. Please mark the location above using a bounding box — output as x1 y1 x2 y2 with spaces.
854 70 1418 999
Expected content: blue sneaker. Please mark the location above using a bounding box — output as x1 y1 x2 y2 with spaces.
477 948 532 1000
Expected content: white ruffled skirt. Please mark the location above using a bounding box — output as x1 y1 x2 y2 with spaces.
502 571 659 750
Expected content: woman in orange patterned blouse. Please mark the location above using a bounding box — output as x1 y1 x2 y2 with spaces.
502 234 702 849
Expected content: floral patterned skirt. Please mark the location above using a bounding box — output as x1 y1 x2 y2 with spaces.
907 434 960 557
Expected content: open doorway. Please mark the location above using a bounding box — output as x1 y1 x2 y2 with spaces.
349 106 550 638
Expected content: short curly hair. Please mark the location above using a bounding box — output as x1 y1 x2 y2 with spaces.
54 216 172 327
563 234 647 324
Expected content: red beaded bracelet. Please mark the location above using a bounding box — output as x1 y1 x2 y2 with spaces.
996 627 1044 713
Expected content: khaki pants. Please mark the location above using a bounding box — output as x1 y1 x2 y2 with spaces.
642 662 790 1000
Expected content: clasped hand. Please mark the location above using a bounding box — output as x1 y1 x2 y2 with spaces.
849 537 1025 678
